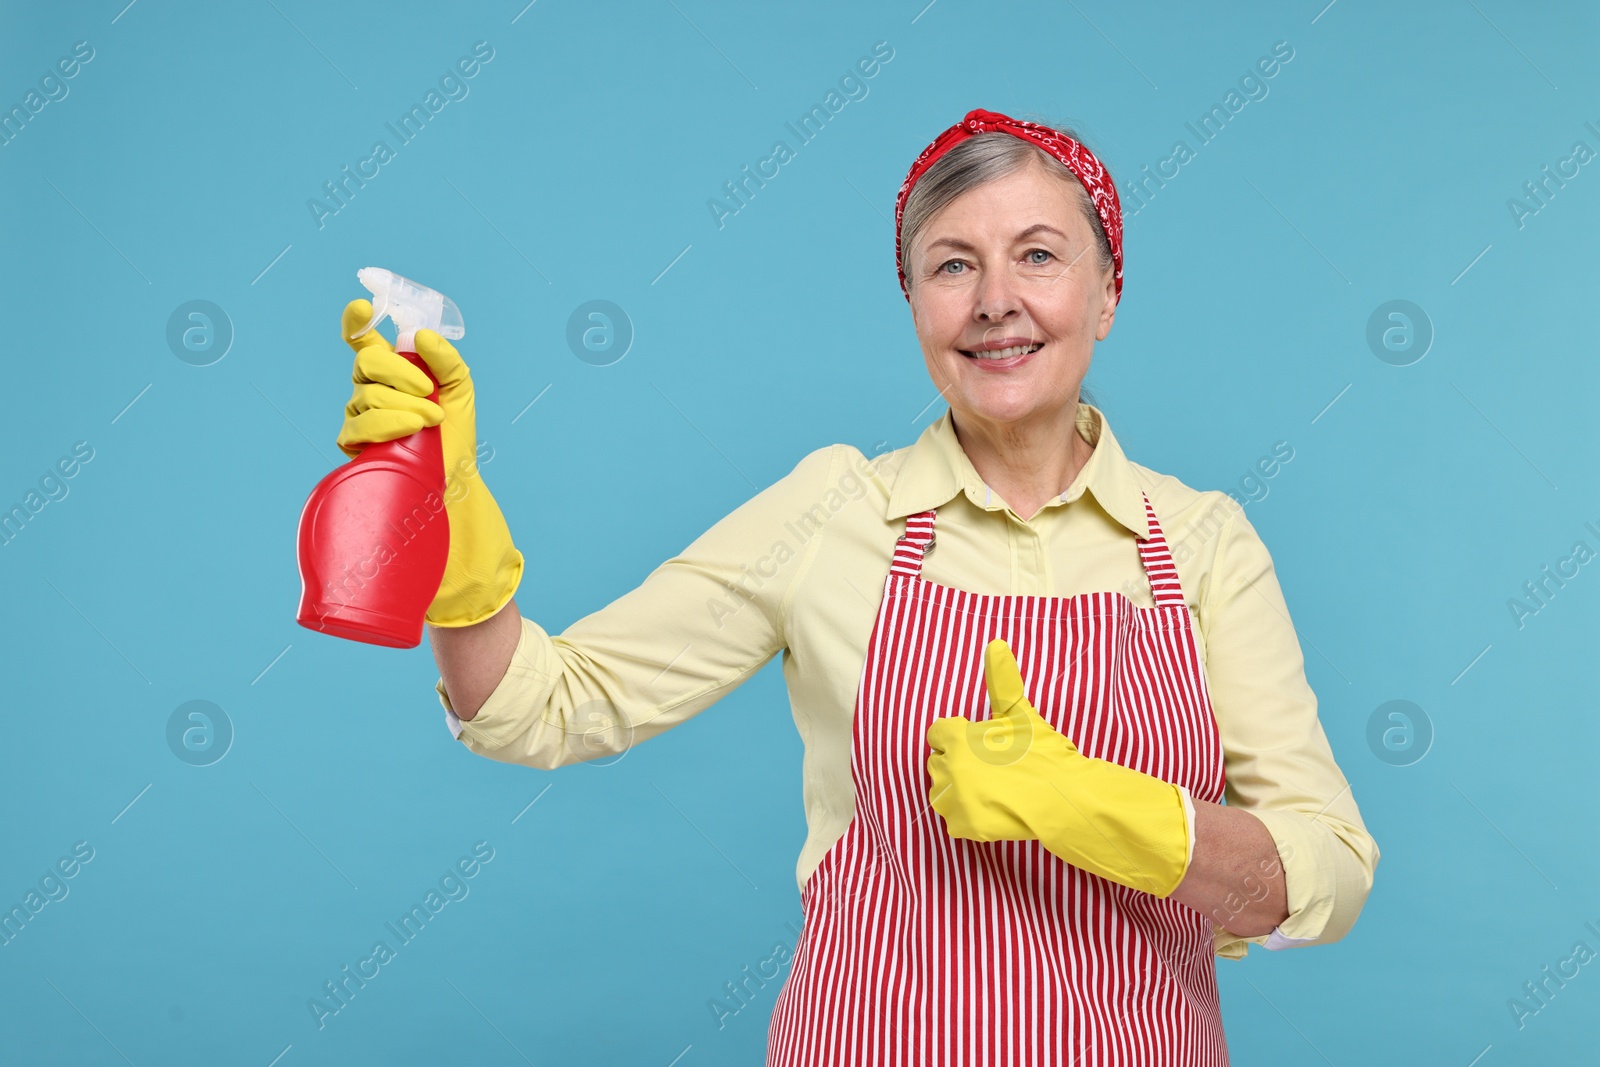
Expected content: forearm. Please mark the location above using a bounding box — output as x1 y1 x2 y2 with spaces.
428 596 522 721
1169 798 1288 937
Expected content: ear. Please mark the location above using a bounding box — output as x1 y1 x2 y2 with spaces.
1094 269 1117 342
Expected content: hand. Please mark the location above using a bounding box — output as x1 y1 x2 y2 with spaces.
338 299 524 627
337 299 446 457
925 638 1193 898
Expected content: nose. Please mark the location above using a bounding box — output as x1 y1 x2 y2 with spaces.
973 265 1020 324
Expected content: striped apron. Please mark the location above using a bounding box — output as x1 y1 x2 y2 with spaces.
767 491 1229 1066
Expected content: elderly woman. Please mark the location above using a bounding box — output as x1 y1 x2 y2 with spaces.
334 108 1378 1064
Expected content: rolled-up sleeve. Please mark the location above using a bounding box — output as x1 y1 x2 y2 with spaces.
436 444 840 769
1196 496 1379 959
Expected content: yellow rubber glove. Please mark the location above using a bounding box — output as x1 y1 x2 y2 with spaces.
925 638 1193 898
337 299 524 628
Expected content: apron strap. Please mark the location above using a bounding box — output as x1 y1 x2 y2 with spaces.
1136 490 1189 608
890 510 937 578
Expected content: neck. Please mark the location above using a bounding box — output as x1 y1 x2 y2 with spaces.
952 402 1093 521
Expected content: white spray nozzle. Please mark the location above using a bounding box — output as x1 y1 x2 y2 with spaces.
353 267 465 352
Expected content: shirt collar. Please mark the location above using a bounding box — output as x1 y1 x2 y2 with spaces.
884 402 1150 539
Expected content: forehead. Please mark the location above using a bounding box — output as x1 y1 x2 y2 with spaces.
918 159 1089 246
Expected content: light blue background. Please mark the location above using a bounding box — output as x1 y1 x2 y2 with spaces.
3 0 1597 1063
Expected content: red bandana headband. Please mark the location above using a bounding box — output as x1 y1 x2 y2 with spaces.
894 107 1124 305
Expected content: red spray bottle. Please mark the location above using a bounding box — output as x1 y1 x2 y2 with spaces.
295 268 463 648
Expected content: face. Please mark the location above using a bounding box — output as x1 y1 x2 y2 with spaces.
906 156 1116 435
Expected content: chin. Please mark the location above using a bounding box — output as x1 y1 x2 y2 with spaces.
960 394 1043 425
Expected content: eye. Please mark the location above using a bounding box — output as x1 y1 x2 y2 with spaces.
938 259 968 275
1025 248 1054 265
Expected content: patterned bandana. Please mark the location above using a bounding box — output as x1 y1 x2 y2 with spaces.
894 107 1124 305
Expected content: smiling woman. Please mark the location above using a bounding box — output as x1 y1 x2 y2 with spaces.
395 106 1378 1067
898 119 1118 520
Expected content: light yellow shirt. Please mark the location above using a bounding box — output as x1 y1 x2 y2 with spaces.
436 403 1379 960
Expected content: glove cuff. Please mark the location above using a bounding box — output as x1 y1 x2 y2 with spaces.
1036 757 1193 898
426 545 523 628
425 474 524 628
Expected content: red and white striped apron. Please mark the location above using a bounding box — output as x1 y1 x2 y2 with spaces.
767 491 1229 1066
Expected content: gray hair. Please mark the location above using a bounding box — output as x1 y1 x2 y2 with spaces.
899 120 1116 409
899 123 1115 295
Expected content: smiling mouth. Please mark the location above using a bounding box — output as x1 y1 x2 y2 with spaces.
961 342 1043 360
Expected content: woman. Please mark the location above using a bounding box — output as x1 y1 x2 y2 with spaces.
333 108 1378 1065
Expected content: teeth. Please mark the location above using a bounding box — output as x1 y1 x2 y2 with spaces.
966 343 1041 360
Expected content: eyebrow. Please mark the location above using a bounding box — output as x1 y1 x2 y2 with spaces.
923 223 1071 254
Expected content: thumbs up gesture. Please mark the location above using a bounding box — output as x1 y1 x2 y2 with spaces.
925 638 1194 898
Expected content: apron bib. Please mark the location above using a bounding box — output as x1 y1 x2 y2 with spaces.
767 492 1230 1066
